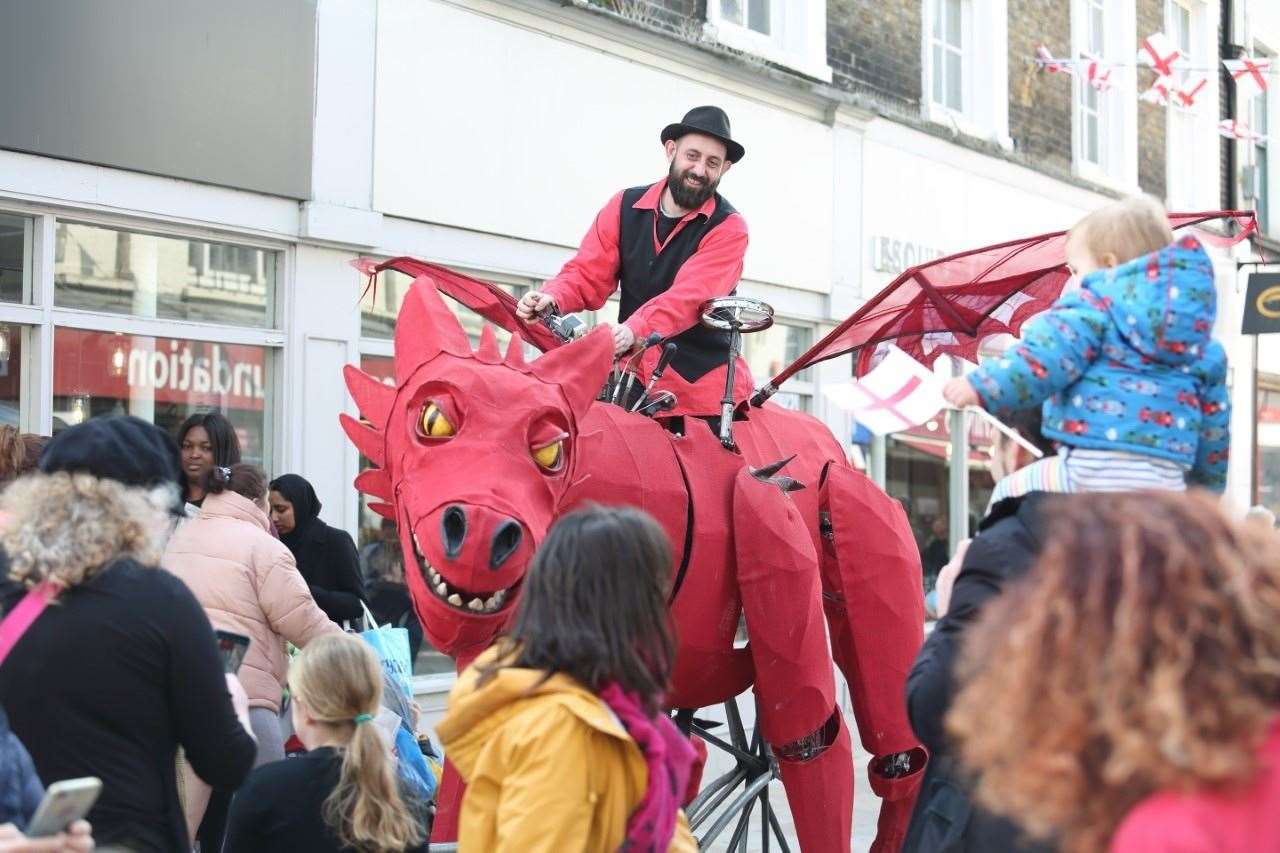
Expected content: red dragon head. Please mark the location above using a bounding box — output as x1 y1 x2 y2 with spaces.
340 277 614 659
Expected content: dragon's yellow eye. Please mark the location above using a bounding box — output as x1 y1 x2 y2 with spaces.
531 440 563 471
421 402 455 438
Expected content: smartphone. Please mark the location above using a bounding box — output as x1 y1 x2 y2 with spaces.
215 629 251 674
26 776 102 837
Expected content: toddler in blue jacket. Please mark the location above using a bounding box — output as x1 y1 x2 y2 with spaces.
944 195 1230 493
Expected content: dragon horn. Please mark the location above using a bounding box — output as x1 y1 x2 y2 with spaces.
354 468 393 502
504 334 527 368
475 324 502 364
339 412 385 467
344 365 395 427
531 326 615 419
394 277 472 383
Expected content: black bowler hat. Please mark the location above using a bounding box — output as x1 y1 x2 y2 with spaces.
660 106 745 163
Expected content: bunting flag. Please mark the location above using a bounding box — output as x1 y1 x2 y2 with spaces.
1036 44 1075 74
1083 56 1114 91
1139 76 1173 105
1172 76 1209 108
1138 32 1183 77
1224 57 1272 100
1217 119 1265 142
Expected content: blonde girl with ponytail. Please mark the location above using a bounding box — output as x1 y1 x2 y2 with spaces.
223 633 429 852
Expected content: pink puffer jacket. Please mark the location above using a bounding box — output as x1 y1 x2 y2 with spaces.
161 490 338 712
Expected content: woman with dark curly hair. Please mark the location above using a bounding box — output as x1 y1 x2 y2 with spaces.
947 491 1280 853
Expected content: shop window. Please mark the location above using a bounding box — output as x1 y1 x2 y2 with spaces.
0 326 25 428
706 0 831 82
1256 336 1280 516
54 222 277 328
743 321 813 413
359 268 528 344
0 213 32 304
51 328 274 466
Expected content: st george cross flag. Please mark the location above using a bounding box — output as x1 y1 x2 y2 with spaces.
822 345 946 436
1223 57 1272 101
1173 76 1209 108
1218 119 1265 142
1138 32 1183 77
1084 57 1113 92
1140 76 1173 105
1036 44 1074 74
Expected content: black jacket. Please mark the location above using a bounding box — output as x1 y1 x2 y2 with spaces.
903 492 1057 853
274 474 366 625
0 559 257 853
224 746 430 852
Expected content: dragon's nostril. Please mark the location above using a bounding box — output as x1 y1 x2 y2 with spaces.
490 520 523 570
441 505 467 558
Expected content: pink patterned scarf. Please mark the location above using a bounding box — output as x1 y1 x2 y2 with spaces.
598 683 696 853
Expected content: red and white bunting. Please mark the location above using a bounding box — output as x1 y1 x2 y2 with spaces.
1036 44 1075 75
1223 57 1272 101
1137 32 1183 77
1172 76 1208 109
1217 119 1265 142
1083 56 1114 92
1139 76 1173 106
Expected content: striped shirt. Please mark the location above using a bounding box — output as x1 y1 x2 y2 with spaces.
1061 447 1187 493
988 455 1072 507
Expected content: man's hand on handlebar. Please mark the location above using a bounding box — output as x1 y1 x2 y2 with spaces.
612 324 636 357
516 291 557 322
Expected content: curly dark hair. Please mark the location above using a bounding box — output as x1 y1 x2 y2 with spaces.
947 491 1280 852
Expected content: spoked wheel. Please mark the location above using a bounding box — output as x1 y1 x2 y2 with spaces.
687 694 791 852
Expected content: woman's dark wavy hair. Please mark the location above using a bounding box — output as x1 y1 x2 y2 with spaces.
176 412 241 493
477 504 676 715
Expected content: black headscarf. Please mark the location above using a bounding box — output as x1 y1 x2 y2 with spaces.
269 473 323 555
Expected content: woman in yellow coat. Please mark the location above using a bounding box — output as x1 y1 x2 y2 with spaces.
437 505 698 853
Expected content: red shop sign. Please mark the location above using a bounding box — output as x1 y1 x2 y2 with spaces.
55 329 267 412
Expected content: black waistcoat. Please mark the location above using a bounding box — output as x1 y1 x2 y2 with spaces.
617 185 739 382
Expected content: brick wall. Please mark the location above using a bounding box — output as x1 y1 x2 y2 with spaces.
1136 0 1168 201
1007 0 1073 174
826 0 922 107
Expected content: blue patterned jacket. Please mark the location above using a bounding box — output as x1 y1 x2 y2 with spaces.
969 235 1230 491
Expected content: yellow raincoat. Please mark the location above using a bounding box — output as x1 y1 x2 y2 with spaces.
436 648 697 852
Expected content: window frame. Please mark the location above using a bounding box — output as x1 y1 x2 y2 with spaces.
920 0 1012 148
0 203 287 466
1163 0 1214 209
1253 43 1277 239
705 0 832 83
1070 0 1139 188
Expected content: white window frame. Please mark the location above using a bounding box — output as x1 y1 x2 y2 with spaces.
920 0 1012 149
1164 0 1216 209
705 0 832 83
0 203 287 468
1070 0 1139 188
1250 43 1277 239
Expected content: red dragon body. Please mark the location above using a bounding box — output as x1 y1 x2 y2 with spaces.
341 271 926 851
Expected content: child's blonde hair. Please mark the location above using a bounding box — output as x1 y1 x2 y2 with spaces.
1068 195 1174 267
290 634 424 853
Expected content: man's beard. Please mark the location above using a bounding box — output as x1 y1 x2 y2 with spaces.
666 162 718 210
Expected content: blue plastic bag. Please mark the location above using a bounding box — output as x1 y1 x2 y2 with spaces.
357 603 414 701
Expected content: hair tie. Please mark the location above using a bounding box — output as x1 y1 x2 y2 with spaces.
353 713 373 725
217 466 232 480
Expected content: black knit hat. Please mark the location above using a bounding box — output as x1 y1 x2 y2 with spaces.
40 416 182 493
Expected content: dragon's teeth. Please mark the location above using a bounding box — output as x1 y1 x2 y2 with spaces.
484 594 498 610
467 597 484 611
447 593 462 606
435 582 447 596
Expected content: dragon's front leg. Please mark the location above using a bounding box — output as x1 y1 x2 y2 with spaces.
732 466 852 852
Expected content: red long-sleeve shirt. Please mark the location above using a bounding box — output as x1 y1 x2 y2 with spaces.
542 181 753 416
